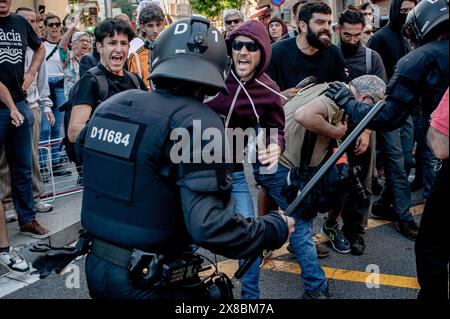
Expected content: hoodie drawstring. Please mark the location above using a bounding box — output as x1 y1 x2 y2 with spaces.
226 70 260 128
255 78 288 101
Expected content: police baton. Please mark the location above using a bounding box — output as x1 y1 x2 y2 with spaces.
235 101 384 279
234 249 271 280
285 100 384 217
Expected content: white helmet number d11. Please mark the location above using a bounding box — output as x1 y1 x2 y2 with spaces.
173 22 220 43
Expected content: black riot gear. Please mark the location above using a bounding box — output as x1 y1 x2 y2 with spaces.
402 0 449 45
32 16 289 300
150 16 231 95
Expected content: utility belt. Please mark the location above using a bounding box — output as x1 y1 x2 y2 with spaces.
90 238 234 299
91 238 204 289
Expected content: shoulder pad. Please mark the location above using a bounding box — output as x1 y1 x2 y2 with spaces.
396 49 431 84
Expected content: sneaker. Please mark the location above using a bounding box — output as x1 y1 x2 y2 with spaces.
0 248 30 273
288 241 330 258
20 219 50 239
52 163 72 177
370 204 397 221
34 201 53 213
315 243 330 259
302 284 332 299
394 220 419 241
348 234 366 256
322 220 351 254
5 209 18 223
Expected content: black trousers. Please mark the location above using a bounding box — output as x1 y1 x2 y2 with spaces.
342 134 376 236
415 159 449 300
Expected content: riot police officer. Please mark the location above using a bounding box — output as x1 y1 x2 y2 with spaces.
324 0 449 300
79 16 294 299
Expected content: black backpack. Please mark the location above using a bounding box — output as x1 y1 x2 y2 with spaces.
60 65 141 164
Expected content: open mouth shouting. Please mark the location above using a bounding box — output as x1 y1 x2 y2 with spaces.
110 54 124 68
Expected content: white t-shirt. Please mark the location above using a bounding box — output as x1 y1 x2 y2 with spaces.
44 40 64 77
129 37 144 57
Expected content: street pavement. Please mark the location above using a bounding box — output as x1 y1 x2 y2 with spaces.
1 162 426 299
2 206 423 299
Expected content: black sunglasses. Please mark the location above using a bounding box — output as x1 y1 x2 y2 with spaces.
225 19 241 25
47 22 61 28
232 40 259 52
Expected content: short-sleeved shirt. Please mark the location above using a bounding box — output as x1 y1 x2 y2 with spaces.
72 63 147 112
44 40 64 77
431 88 449 137
267 37 346 91
0 13 41 107
280 83 344 168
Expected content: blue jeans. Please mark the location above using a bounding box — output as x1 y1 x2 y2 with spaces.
412 114 437 200
40 76 65 165
0 101 36 226
376 128 413 222
290 217 327 293
231 171 261 299
253 163 290 210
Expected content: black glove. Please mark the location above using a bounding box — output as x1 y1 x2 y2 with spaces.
31 251 78 279
324 82 355 110
30 232 92 279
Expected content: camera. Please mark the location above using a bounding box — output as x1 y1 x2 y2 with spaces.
349 165 368 200
203 272 234 300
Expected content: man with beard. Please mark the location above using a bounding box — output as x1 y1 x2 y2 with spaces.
338 9 386 83
334 9 386 255
267 1 346 104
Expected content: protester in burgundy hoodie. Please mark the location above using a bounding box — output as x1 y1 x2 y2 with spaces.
207 20 286 299
208 20 285 172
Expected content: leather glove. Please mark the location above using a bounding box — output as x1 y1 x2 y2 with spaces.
30 231 92 279
324 81 355 110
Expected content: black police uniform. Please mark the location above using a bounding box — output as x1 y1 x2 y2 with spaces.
328 39 449 300
337 40 448 130
81 89 288 299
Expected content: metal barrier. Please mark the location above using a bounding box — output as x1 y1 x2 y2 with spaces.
38 137 83 203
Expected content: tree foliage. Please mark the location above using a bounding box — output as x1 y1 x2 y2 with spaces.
112 0 133 19
190 0 249 19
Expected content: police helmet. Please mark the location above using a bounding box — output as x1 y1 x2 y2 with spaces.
150 16 230 95
402 0 449 45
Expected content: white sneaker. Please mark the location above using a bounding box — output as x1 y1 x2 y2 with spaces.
34 201 53 213
0 248 30 273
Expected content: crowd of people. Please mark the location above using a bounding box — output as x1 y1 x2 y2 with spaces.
0 0 448 300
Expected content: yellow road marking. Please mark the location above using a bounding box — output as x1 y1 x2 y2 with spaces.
205 253 419 290
202 205 424 290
